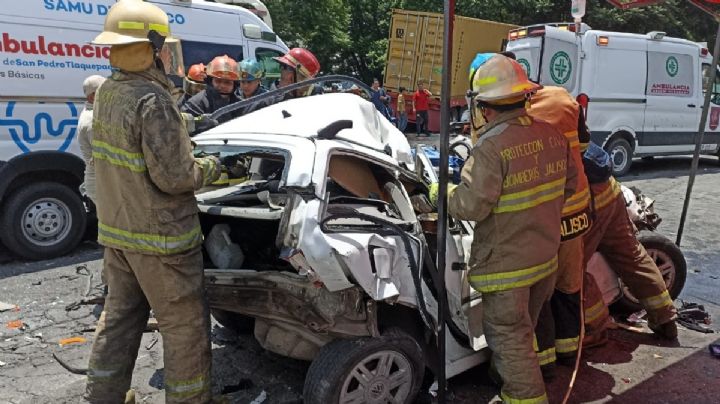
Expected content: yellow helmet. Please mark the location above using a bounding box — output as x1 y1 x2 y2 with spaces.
92 0 177 46
470 54 540 104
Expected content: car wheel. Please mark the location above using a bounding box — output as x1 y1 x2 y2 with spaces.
211 309 255 334
303 329 424 404
606 138 633 177
0 182 87 260
612 231 687 313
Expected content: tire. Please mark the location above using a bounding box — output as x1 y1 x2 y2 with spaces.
303 329 424 404
211 309 255 334
612 231 687 313
0 182 87 260
606 137 633 177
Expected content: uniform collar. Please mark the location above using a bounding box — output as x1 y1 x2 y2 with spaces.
112 66 174 92
483 108 531 131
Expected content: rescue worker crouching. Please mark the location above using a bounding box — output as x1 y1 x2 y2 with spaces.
447 53 578 404
84 0 220 402
581 143 679 343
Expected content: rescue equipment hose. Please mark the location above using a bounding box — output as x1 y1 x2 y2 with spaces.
562 263 585 404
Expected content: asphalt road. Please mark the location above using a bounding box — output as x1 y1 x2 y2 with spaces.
1 150 719 403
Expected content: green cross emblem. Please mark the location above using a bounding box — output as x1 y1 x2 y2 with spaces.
666 56 679 77
550 51 572 85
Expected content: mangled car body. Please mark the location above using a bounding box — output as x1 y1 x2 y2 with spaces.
193 93 486 403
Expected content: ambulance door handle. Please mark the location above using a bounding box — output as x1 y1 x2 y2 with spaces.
687 104 696 108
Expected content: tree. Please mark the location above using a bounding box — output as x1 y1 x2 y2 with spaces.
265 0 716 82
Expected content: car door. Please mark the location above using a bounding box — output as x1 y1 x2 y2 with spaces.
643 42 701 153
702 62 720 152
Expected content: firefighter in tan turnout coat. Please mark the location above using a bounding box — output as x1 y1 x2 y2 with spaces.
448 53 578 404
84 1 220 402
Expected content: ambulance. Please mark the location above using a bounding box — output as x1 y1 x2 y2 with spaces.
0 0 288 260
505 23 720 176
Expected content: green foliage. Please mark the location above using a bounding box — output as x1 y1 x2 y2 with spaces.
265 0 717 83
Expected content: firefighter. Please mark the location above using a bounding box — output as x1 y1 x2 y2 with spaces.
273 47 323 99
182 54 241 117
85 1 220 402
178 63 207 106
448 53 578 403
581 144 679 343
527 86 592 374
235 58 271 116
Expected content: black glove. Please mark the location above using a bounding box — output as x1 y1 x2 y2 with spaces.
193 114 219 134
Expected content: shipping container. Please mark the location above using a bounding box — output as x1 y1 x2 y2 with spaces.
384 9 517 132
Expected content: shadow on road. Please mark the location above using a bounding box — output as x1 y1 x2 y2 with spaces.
0 241 102 281
606 336 720 403
620 156 720 181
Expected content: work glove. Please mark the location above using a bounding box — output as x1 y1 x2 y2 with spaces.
183 113 219 136
428 183 458 207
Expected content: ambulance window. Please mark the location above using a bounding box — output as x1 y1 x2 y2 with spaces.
181 40 244 70
646 52 694 98
256 48 283 88
702 64 720 105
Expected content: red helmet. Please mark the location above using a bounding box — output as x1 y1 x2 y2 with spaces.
207 55 240 81
274 48 320 80
187 63 207 83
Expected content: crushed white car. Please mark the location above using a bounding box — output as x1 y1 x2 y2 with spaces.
193 93 487 404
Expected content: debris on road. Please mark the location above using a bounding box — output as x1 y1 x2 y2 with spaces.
221 378 254 394
249 390 267 404
677 301 714 333
0 302 16 312
59 336 87 346
710 343 720 359
145 334 159 350
6 320 25 330
653 353 664 359
0 361 6 367
52 353 88 375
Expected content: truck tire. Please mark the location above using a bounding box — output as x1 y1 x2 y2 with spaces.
211 309 255 334
612 231 687 313
0 182 87 260
606 138 633 177
303 329 424 404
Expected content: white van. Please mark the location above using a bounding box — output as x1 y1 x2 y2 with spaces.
506 23 720 176
0 0 288 260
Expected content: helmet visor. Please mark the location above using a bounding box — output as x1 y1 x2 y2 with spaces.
160 41 185 78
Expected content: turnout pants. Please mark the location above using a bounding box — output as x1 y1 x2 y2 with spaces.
483 272 556 404
582 192 676 334
534 237 584 368
85 247 212 404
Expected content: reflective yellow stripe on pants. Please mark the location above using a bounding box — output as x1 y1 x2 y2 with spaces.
584 299 607 325
98 222 202 255
469 256 558 293
533 335 557 366
555 336 580 354
501 391 549 404
593 178 621 211
165 373 211 400
640 290 673 311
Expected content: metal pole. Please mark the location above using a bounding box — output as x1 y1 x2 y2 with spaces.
436 1 454 402
676 22 720 246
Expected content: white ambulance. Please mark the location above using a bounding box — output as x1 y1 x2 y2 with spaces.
506 23 720 176
0 0 288 260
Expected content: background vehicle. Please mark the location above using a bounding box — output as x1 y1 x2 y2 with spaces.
383 9 516 132
506 23 720 176
195 91 489 404
0 0 287 259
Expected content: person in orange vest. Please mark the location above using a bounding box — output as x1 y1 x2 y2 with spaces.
447 53 578 404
